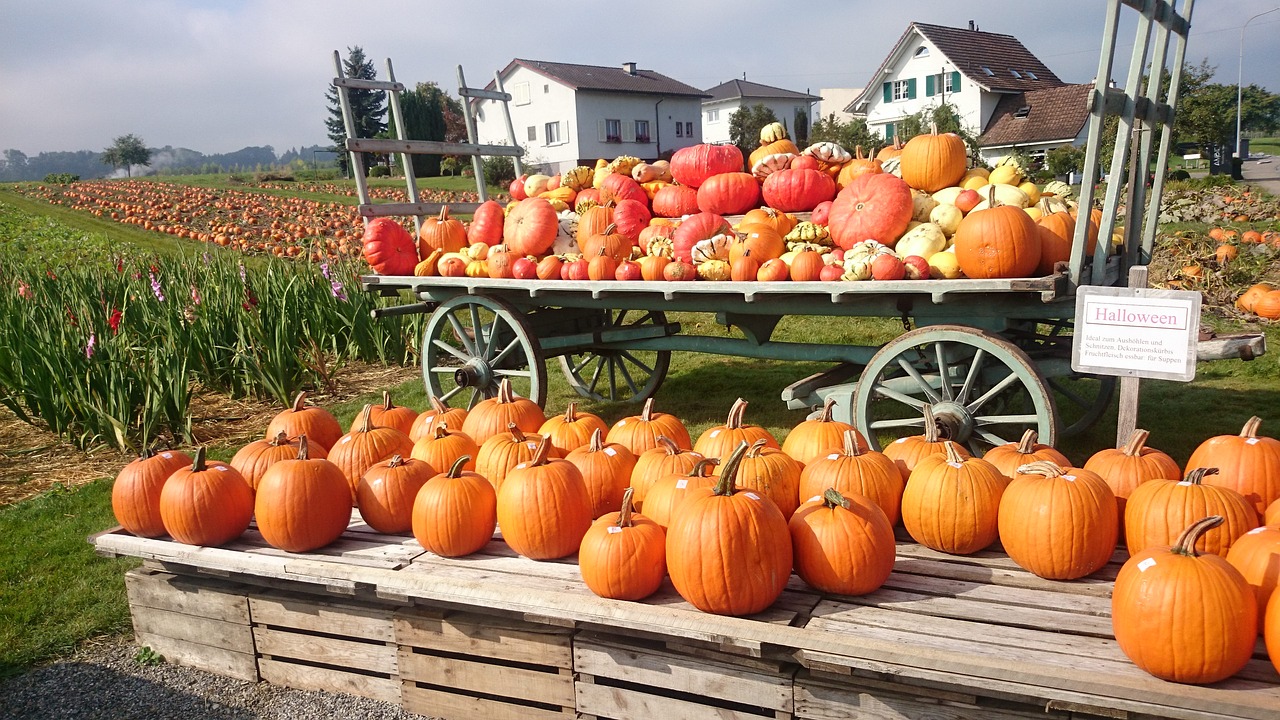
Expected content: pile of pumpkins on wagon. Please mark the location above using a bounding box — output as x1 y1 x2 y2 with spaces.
360 123 1106 283
112 381 1280 686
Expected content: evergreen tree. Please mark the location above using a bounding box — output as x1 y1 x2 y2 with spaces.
400 82 450 177
325 46 387 177
729 104 780 161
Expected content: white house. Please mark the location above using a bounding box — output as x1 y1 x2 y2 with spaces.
816 88 863 125
474 59 709 174
845 21 1091 165
700 79 821 144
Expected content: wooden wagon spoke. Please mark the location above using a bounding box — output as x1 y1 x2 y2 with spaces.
871 384 927 409
488 336 524 367
895 356 942 404
613 357 640 397
934 342 954 401
618 351 654 377
973 414 1040 426
468 303 484 353
430 340 470 363
965 372 1021 414
444 312 476 356
868 417 926 430
955 348 986 406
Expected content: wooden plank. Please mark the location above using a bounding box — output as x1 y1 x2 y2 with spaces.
395 610 573 668
575 681 782 720
359 201 483 218
254 626 395 675
890 557 1115 599
398 650 574 707
346 137 523 158
401 684 573 720
575 634 792 712
840 586 1114 637
131 606 256 654
259 657 399 704
878 572 1113 617
125 568 250 624
332 77 403 93
249 593 394 642
794 675 1071 720
133 631 258 683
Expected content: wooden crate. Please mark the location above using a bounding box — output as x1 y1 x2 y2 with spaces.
794 669 1089 720
124 567 257 682
574 631 796 720
248 590 399 704
395 607 576 720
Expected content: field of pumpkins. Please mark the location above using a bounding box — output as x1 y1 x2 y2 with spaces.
112 381 1280 686
364 122 1105 284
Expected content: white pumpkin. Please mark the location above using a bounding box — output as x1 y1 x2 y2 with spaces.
929 204 963 236
931 186 965 207
896 222 948 260
970 183 1030 212
845 240 893 265
524 174 553 198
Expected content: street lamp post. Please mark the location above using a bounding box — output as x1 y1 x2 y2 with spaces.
1238 7 1280 160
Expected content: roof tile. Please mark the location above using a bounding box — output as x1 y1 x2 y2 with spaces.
977 83 1094 147
501 58 709 98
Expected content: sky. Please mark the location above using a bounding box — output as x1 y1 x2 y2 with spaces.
1 0 1276 157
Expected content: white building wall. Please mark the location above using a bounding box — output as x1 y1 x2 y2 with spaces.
474 65 580 174
863 36 985 141
575 92 702 167
702 98 815 144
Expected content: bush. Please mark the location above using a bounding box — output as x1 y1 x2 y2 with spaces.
1168 169 1191 181
482 155 517 189
369 166 391 178
254 170 295 182
42 173 79 185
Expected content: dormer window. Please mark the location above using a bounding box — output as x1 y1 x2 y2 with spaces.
1013 106 1031 119
914 47 930 58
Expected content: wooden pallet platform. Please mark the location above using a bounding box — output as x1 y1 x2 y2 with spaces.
96 515 1280 720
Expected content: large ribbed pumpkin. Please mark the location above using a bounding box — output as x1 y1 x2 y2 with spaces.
327 405 415 504
565 428 636 519
670 144 745 188
629 435 704 510
651 185 700 218
998 461 1118 579
611 198 652 242
466 200 505 246
578 488 666 601
255 437 353 552
476 424 555 493
827 173 914 250
901 443 1008 555
798 430 904 526
1083 429 1181 533
502 197 558 256
231 431 324 491
412 455 496 557
357 454 436 534
410 422 478 474
265 391 343 452
727 439 803 519
538 402 608 457
790 488 896 596
781 398 859 467
1186 416 1280 517
1113 516 1257 684
644 457 720 529
1033 200 1079 276
408 396 466 442
882 405 970 482
694 397 780 460
358 391 417 436
761 168 836 212
1225 525 1280 637
418 206 467 255
953 205 1041 279
1125 468 1259 558
158 448 254 547
497 438 593 560
671 212 733 264
460 377 546 446
576 204 616 247
606 397 692 456
981 429 1069 479
665 442 793 616
898 131 968 193
697 172 761 215
112 448 194 538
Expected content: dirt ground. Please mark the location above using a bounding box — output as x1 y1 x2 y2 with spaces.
0 362 419 507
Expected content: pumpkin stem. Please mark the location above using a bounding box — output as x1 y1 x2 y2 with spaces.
438 206 451 222
563 402 577 423
817 397 837 423
497 378 514 404
1121 429 1151 456
922 405 941 443
1183 467 1218 485
689 457 721 478
191 446 208 472
617 487 636 528
823 487 852 510
943 441 965 465
1015 429 1039 454
842 429 865 456
296 435 311 461
589 428 605 453
358 403 375 432
381 391 394 411
1171 515 1224 557
507 422 526 443
640 397 655 422
429 395 447 414
726 397 748 430
710 441 751 497
432 422 450 439
388 454 405 468
447 455 471 478
269 431 291 447
290 391 308 413
1015 460 1066 478
529 436 553 466
1240 416 1263 438
746 438 770 458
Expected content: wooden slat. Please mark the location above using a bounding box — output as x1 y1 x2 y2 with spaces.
879 571 1113 617
394 610 573 668
795 674 1074 720
457 87 511 101
401 684 573 720
126 568 250 623
575 682 782 720
399 650 574 707
259 657 399 704
131 606 255 654
346 137 523 158
890 556 1115 599
332 77 403 92
133 632 258 683
254 626 395 675
838 586 1114 637
249 593 394 642
359 201 483 218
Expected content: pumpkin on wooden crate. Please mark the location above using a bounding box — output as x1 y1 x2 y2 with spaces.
496 438 593 561
607 398 692 456
644 458 721 529
901 443 1008 555
265 391 343 452
538 402 608 457
1113 516 1257 684
411 456 496 557
418 206 468 255
723 439 803 519
798 430 904 526
952 202 1041 279
565 428 636 519
1082 428 1180 533
1125 468 1259 558
790 488 896 596
693 397 780 460
328 404 415 504
882 405 970 482
356 391 417 436
666 442 793 616
998 461 1118 580
981 429 1069 479
628 436 704 511
408 396 467 442
781 397 861 467
460 378 546 446
898 129 968 193
231 431 322 491
1269 498 1280 526
158 447 254 547
357 455 437 535
1225 525 1280 637
578 488 667 601
476 424 558 493
1185 416 1280 517
111 448 193 538
410 422 478 475
255 436 353 552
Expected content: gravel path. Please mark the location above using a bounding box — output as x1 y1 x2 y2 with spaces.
0 635 432 720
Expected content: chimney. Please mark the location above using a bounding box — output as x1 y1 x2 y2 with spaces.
968 20 974 31
622 61 637 76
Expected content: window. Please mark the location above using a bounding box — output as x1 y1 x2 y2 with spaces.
981 66 995 77
707 109 719 122
545 121 561 145
892 79 912 101
544 84 550 93
675 122 683 138
527 126 536 142
914 46 930 58
512 82 530 105
1010 69 1023 79
635 120 650 144
684 121 693 137
1025 70 1039 80
605 118 622 142
926 71 957 97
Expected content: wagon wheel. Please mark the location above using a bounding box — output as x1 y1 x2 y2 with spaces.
558 309 671 403
1005 320 1116 438
422 295 546 410
853 325 1059 455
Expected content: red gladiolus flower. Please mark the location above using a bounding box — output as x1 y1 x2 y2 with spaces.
108 308 123 334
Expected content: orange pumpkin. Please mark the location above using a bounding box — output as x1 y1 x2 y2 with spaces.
357 391 417 436
998 461 1117 579
410 421 478 474
1083 428 1180 534
419 206 468 255
466 200 505 246
781 397 859 467
580 223 634 263
644 457 720 529
265 391 343 452
111 448 194 538
789 488 895 596
460 377 546 446
901 442 1008 555
1225 525 1280 637
255 437 353 552
408 395 467 442
502 197 558 256
740 207 798 236
1033 201 1078 276
231 431 325 491
475 424 555 493
882 405 971 482
1236 283 1275 313
357 454 436 534
788 249 826 282
899 131 968 193
953 204 1041 279
538 402 608 457
411 455 496 557
725 439 803 518
693 397 780 460
799 429 904 526
578 488 666 600
981 429 1070 479
835 146 884 190
158 447 255 547
327 404 415 504
732 223 785 262
628 435 704 511
606 397 692 456
1185 416 1280 517
565 428 637 518
496 438 592 560
1125 468 1259 558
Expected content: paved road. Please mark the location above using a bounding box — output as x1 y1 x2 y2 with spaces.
1240 156 1280 196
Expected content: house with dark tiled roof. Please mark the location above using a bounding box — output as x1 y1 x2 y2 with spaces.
474 59 710 173
701 79 821 144
845 21 1091 164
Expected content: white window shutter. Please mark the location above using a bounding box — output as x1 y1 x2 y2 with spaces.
598 120 607 142
622 122 636 143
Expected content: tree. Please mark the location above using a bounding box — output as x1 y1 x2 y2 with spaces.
400 83 444 177
729 104 779 160
808 113 879 156
793 109 810 147
325 46 387 177
100 134 151 177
